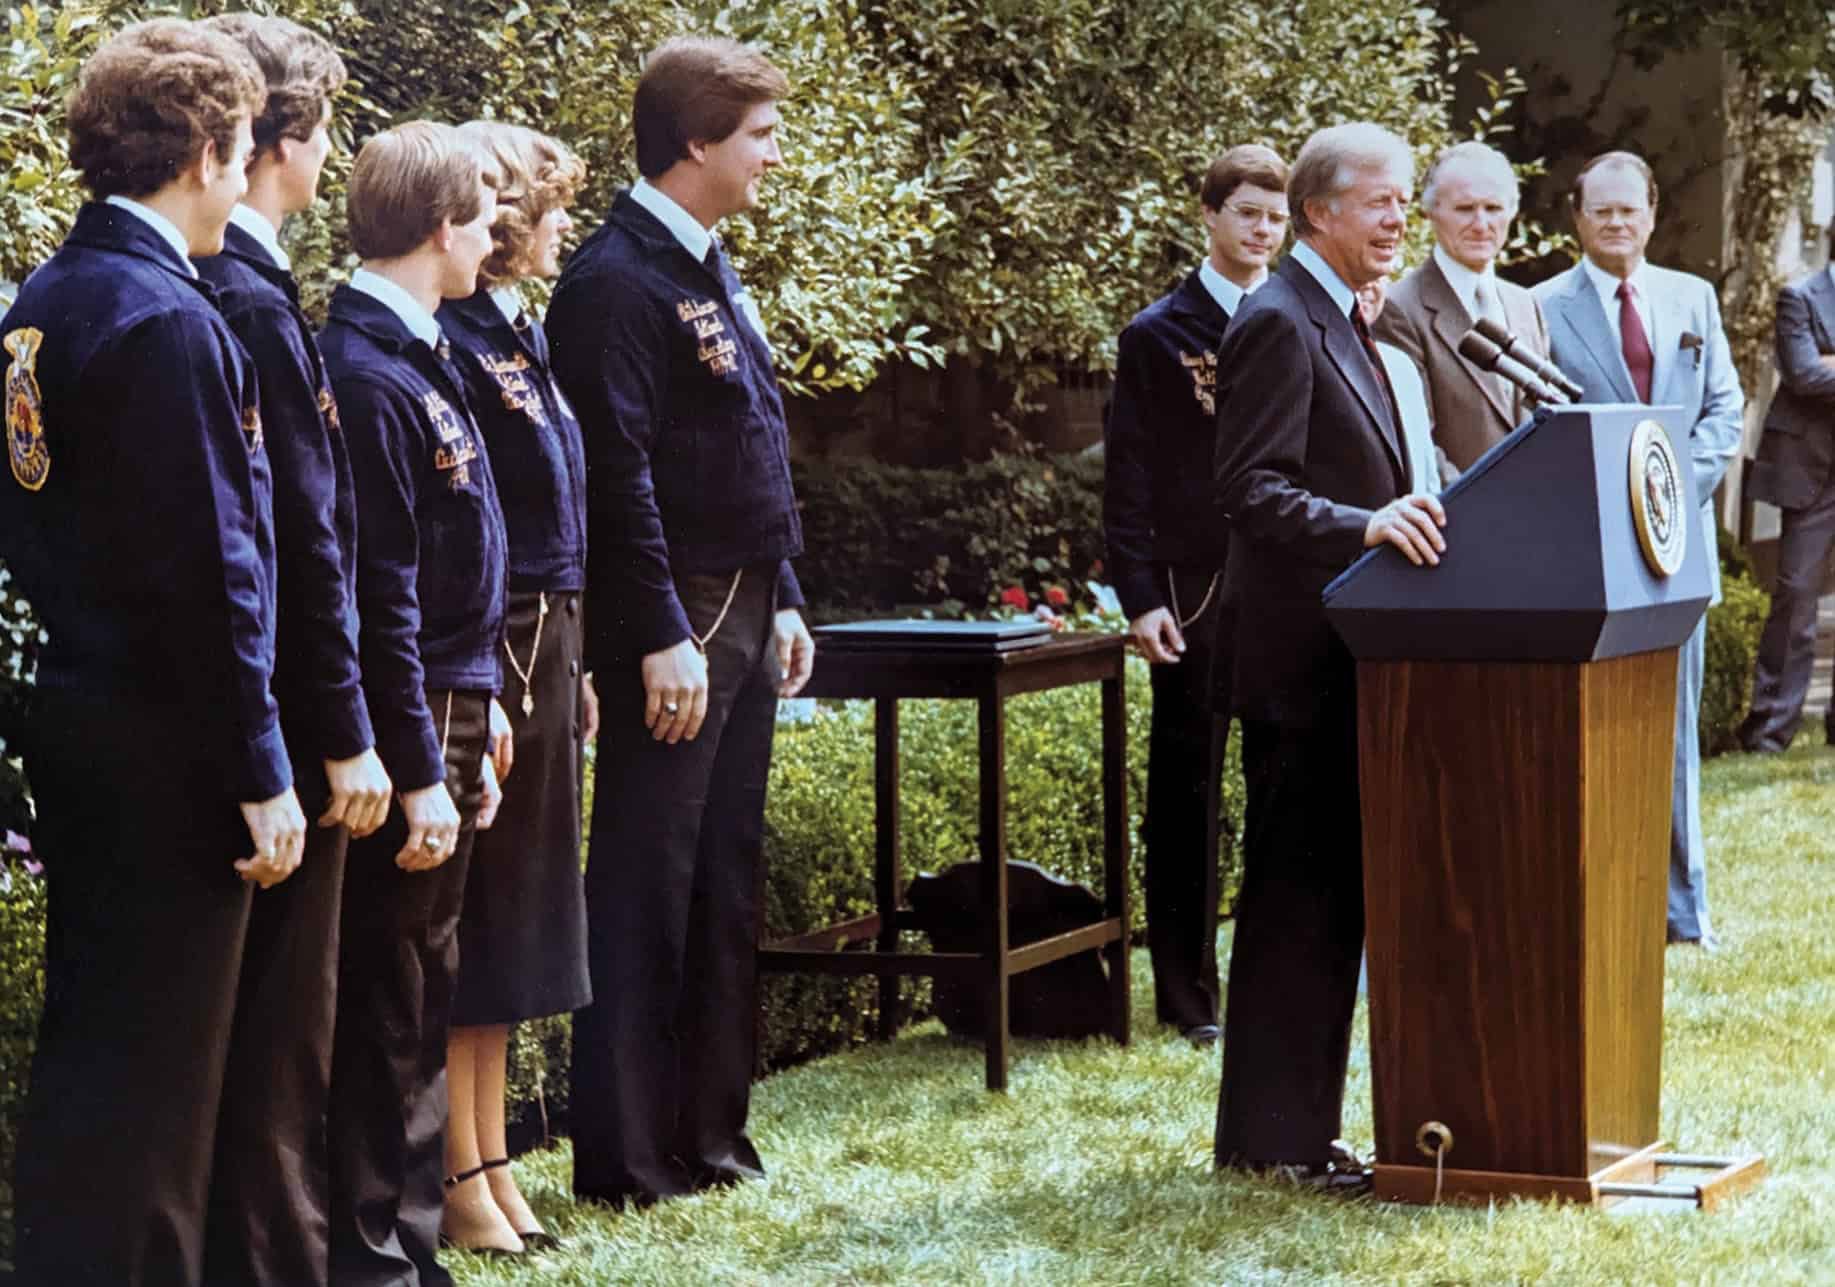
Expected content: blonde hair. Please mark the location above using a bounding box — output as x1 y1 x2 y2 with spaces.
346 121 484 260
457 121 586 286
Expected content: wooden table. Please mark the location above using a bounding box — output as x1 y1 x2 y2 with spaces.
758 631 1131 1090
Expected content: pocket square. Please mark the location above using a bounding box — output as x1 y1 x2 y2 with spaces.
1680 331 1703 367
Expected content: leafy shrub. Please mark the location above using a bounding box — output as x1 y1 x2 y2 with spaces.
794 453 1108 621
0 840 45 1265
1701 570 1769 756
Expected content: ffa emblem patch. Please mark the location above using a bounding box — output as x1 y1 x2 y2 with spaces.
318 385 341 432
422 390 464 444
241 405 264 454
676 297 718 323
1179 349 1217 418
5 328 49 491
1628 418 1686 578
477 352 545 426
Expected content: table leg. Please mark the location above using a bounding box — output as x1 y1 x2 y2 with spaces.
979 691 1010 1091
1102 670 1131 1047
874 697 902 1041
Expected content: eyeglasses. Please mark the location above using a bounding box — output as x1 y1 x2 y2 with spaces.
1582 204 1648 222
1225 203 1289 229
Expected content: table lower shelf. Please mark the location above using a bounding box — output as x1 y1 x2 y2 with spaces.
758 911 1124 979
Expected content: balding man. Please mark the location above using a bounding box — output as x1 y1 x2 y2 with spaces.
1374 141 1549 470
1211 122 1447 1189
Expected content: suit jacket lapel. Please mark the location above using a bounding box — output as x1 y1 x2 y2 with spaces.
1168 268 1229 333
1420 257 1512 422
1555 266 1639 402
1282 257 1408 489
1808 270 1835 347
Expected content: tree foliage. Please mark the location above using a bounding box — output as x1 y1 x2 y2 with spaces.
5 0 1492 397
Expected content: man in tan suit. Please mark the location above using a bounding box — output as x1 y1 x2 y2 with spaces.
1373 140 1549 470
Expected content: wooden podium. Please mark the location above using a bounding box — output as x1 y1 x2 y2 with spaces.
1323 404 1763 1208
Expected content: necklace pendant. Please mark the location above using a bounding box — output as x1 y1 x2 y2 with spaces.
521 691 536 718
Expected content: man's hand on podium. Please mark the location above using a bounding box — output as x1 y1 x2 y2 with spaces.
1365 492 1448 567
1128 606 1186 664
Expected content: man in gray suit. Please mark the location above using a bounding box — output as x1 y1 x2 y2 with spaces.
1375 141 1549 471
1535 150 1744 949
1739 254 1835 752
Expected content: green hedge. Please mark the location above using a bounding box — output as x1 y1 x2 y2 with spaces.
1702 568 1769 756
793 452 1107 621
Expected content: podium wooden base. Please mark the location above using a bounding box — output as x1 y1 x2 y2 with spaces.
1373 1142 1766 1209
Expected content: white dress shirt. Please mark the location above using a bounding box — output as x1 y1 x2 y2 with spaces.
104 195 196 277
349 268 443 349
228 203 290 271
1198 258 1261 317
1582 255 1654 350
629 177 712 263
1432 244 1503 325
490 286 523 326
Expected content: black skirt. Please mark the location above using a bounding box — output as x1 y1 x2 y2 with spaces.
452 589 592 1025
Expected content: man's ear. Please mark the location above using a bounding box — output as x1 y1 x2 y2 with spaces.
187 137 221 191
684 137 708 166
433 218 455 253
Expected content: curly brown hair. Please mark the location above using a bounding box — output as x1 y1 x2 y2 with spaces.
457 121 586 286
199 13 346 156
66 19 267 199
347 121 485 261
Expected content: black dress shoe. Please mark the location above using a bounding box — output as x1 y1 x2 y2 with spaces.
1181 1023 1221 1048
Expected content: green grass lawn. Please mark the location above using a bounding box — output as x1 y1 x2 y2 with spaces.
452 743 1835 1285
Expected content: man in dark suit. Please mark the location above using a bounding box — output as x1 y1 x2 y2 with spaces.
1373 140 1549 470
1535 151 1743 949
1103 143 1288 1046
1211 122 1448 1185
1740 250 1835 751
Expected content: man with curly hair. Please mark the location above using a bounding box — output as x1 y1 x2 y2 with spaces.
0 18 304 1285
191 15 393 1286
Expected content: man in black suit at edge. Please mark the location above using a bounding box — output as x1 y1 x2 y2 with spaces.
1210 122 1448 1191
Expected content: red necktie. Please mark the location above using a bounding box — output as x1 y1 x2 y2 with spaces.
1617 280 1653 403
1351 307 1403 437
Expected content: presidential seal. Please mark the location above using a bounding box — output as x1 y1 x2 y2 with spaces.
4 327 49 492
1628 418 1685 577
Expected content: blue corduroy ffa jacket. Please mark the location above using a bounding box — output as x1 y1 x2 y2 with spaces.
0 203 290 801
319 283 507 792
547 189 803 669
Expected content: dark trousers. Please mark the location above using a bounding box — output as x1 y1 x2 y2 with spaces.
573 566 780 1206
1740 485 1835 750
13 691 253 1287
202 764 348 1287
1214 711 1365 1168
327 690 488 1287
1143 566 1226 1030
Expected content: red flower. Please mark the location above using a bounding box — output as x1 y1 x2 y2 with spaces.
999 585 1030 610
1044 585 1069 607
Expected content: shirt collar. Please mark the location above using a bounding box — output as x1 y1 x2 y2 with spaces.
228 204 290 271
1291 240 1356 318
1431 243 1495 317
1198 258 1260 317
104 195 196 278
489 286 523 326
349 268 443 349
1582 254 1650 310
630 177 713 263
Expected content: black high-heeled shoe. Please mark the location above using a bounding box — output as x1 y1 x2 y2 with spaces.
441 1162 526 1258
481 1157 564 1250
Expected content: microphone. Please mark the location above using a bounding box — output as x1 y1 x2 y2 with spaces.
1471 316 1585 400
1458 331 1568 406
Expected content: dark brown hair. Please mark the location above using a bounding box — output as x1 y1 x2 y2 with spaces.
199 13 346 156
346 122 484 260
66 19 266 199
632 36 788 179
459 120 586 286
1570 151 1658 211
1200 144 1288 211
